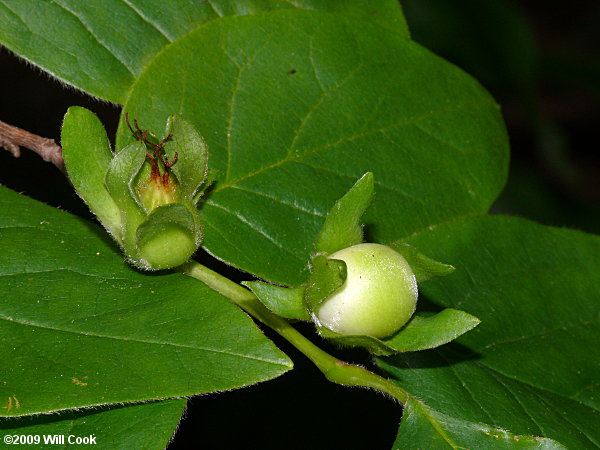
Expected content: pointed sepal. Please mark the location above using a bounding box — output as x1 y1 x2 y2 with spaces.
61 106 121 236
163 115 209 201
244 282 309 320
304 254 347 313
391 243 455 283
314 172 374 255
318 309 480 356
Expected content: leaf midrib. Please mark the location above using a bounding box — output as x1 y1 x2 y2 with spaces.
0 312 287 367
409 399 461 449
396 356 586 448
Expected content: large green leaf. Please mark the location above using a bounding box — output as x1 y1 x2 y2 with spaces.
0 186 291 416
379 215 600 448
0 0 407 103
119 10 509 286
0 399 185 449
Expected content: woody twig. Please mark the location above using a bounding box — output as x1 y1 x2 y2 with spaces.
0 119 65 172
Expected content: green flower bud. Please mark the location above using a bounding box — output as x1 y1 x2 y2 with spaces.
61 107 209 271
135 204 199 269
136 170 178 212
316 243 418 338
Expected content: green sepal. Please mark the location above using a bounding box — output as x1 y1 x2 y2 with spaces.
390 243 455 283
61 110 209 271
303 173 374 317
61 106 120 237
304 254 347 313
382 309 480 353
162 115 209 200
193 168 219 205
104 141 147 248
135 203 201 270
244 282 309 321
318 309 480 356
314 172 374 255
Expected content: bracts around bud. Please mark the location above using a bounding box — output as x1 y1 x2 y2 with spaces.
61 107 210 270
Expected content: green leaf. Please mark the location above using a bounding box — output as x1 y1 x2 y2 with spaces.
304 254 346 313
395 398 566 449
162 115 209 201
314 172 374 255
244 282 309 321
0 399 186 449
0 0 407 102
119 9 509 286
319 309 480 356
0 186 291 416
391 243 455 283
61 106 120 237
380 215 600 447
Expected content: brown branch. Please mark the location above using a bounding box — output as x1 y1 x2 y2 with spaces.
0 119 65 172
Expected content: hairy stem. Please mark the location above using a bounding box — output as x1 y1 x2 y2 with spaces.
0 119 65 171
180 260 408 404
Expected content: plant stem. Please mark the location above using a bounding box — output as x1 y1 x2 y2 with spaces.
0 119 65 171
180 260 408 404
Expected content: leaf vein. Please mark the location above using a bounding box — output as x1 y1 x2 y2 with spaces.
436 351 495 423
531 390 600 447
288 44 363 157
224 35 275 182
202 220 256 268
411 401 461 449
205 0 224 18
0 314 286 366
51 1 136 75
121 0 174 42
0 268 137 284
478 319 596 353
481 365 545 435
215 99 495 193
228 184 325 218
294 160 427 204
205 201 305 263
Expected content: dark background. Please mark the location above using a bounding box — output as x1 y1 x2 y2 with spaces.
0 1 598 449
